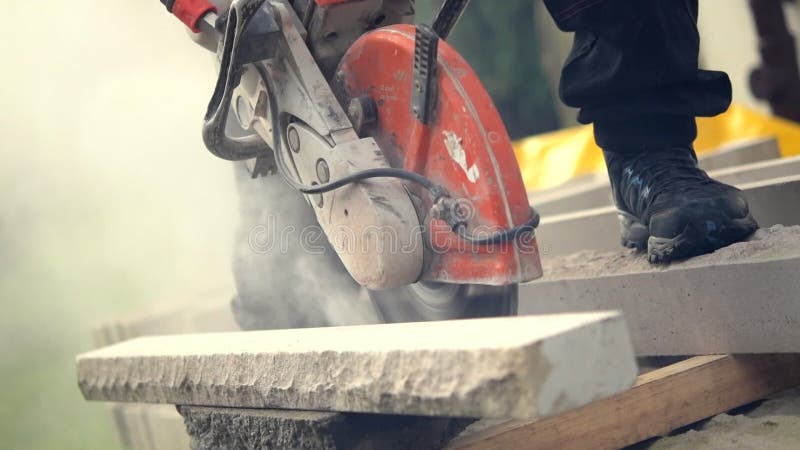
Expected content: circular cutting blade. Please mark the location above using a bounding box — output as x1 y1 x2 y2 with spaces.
369 283 518 323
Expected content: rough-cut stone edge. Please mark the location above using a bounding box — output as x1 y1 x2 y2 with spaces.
77 313 637 420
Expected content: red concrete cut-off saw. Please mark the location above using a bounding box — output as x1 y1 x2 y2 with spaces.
158 0 542 322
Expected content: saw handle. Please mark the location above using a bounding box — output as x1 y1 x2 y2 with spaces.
160 0 217 32
432 0 470 39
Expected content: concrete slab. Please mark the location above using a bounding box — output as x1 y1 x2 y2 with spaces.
520 225 800 356
709 155 800 187
697 137 781 172
93 291 378 449
178 405 470 450
535 175 800 256
531 138 783 216
77 313 637 420
527 173 607 204
738 176 800 228
93 289 380 349
94 295 235 450
93 298 238 348
535 205 619 257
533 181 612 217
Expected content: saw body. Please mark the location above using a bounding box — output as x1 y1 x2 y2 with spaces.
336 24 542 285
157 0 542 320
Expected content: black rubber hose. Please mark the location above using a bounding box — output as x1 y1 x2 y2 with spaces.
202 1 270 161
455 208 540 245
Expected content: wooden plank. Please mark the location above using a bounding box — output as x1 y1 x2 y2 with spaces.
446 354 800 450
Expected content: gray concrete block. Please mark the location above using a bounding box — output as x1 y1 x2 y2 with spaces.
94 294 236 450
536 205 619 257
531 138 782 216
78 313 637 420
177 405 471 450
92 293 239 348
697 137 781 172
709 155 800 187
535 175 800 256
528 173 606 203
93 292 378 448
520 225 800 356
738 176 800 228
93 290 381 349
534 181 612 217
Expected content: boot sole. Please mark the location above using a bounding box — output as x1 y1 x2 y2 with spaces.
619 211 759 264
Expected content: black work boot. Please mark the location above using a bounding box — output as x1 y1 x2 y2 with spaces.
604 147 759 263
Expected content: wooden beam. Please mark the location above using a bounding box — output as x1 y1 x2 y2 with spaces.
446 354 800 450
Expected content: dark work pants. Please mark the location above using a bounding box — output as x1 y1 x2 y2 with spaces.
544 0 733 151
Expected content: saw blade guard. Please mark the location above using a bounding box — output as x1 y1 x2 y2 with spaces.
336 24 543 286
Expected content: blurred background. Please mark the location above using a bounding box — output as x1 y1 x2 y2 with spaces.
1 1 797 449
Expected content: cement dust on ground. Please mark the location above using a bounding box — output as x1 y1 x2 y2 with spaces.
541 225 800 281
647 389 800 450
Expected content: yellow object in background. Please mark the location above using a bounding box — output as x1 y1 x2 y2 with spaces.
514 103 800 191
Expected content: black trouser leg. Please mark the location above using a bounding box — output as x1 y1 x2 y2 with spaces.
544 0 733 151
